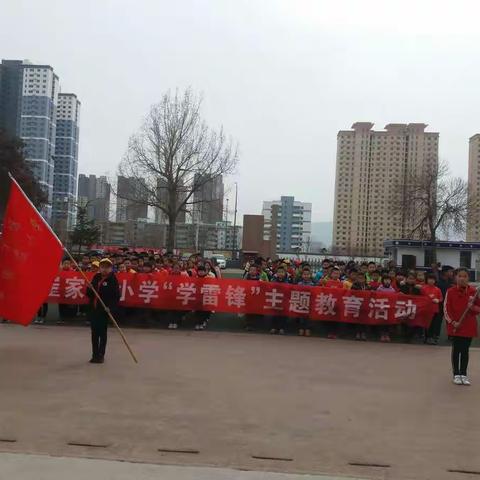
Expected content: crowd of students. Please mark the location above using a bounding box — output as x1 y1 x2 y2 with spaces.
74 251 223 279
18 250 480 384
42 252 453 343
243 257 448 344
242 256 480 385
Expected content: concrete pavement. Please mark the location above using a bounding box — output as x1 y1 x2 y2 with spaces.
1 323 480 480
0 453 366 480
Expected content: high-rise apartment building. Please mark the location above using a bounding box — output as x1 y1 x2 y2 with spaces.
0 60 60 220
262 196 312 253
192 174 224 224
332 122 439 257
154 177 186 224
52 93 81 229
77 174 111 223
467 134 480 241
0 59 79 224
116 176 149 222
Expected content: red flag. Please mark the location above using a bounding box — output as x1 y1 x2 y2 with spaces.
0 176 64 325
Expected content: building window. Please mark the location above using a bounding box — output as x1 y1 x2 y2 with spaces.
460 251 472 269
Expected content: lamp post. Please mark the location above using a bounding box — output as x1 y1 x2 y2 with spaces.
232 182 238 260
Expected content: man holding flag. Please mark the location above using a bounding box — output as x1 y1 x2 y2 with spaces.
87 258 119 363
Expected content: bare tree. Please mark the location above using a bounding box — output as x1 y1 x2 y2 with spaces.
118 88 238 250
392 161 471 262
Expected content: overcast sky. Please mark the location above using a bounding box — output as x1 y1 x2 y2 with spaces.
3 0 480 222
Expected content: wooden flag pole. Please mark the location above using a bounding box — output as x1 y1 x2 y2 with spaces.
65 250 139 364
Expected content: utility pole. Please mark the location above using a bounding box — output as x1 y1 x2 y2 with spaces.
224 198 229 251
232 182 238 260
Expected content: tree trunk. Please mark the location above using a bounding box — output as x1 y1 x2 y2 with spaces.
429 232 437 265
167 216 176 252
166 187 178 252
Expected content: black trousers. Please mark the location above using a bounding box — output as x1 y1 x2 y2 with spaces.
272 316 287 330
427 312 443 338
59 303 77 319
297 317 311 330
451 336 472 376
91 314 108 359
194 310 211 326
37 303 48 318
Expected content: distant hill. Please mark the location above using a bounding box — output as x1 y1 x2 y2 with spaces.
310 221 333 248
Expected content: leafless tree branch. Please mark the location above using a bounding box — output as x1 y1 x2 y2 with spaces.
117 88 238 250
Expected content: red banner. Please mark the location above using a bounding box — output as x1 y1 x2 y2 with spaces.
46 272 435 327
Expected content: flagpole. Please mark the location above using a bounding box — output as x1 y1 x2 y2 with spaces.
7 173 138 364
65 251 138 364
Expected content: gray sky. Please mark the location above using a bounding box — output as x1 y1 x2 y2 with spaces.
3 0 480 222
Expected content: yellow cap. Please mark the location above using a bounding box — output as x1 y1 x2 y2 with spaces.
99 258 113 265
91 261 100 267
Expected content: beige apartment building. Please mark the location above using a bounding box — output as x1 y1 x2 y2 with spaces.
332 122 439 257
467 134 480 241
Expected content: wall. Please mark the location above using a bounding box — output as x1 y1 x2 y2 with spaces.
242 215 267 256
392 246 480 270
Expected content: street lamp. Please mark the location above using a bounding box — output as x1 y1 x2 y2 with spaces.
231 182 238 260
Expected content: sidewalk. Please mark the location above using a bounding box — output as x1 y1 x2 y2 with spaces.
0 453 366 480
1 325 480 480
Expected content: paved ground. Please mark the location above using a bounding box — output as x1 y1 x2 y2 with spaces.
0 453 365 480
1 324 480 480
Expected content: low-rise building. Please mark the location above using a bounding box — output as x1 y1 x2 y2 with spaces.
216 221 242 251
384 239 480 277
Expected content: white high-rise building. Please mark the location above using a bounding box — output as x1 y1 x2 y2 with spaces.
262 196 312 253
52 93 81 230
467 134 480 241
0 59 79 225
332 122 439 257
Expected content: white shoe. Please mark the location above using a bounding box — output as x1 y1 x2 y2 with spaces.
172 323 178 329
461 376 472 386
453 375 463 385
195 325 200 331
168 323 173 329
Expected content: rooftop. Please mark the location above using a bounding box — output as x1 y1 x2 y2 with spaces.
384 239 480 249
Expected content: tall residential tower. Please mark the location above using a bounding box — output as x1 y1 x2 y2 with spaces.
0 59 79 225
52 93 81 230
467 134 480 241
116 176 148 222
192 174 224 224
77 174 111 223
332 123 439 257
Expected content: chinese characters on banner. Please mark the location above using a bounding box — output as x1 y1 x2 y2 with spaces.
46 272 434 327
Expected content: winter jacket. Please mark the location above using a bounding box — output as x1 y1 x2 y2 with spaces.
421 285 443 313
444 285 480 337
87 273 120 312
